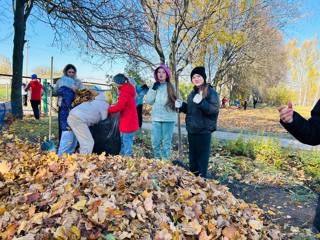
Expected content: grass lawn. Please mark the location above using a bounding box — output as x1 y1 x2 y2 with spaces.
0 86 10 101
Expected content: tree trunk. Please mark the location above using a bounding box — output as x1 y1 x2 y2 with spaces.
11 0 27 118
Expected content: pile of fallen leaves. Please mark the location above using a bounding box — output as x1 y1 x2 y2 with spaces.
0 136 283 239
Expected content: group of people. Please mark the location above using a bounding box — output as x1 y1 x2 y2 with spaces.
23 63 320 231
25 64 220 179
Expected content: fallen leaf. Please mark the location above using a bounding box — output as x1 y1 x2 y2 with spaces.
72 199 87 211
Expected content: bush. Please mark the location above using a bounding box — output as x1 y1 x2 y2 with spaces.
252 138 284 168
179 82 193 100
224 137 255 158
299 150 320 181
224 137 284 169
264 85 297 106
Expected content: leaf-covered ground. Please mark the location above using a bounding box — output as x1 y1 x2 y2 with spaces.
0 135 284 239
1 116 319 239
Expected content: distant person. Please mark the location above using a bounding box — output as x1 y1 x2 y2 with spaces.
243 100 248 110
21 83 28 106
278 101 320 232
146 64 177 160
25 74 44 119
53 64 83 142
221 96 228 108
135 79 149 128
253 98 258 109
235 99 240 109
108 74 139 157
175 66 220 178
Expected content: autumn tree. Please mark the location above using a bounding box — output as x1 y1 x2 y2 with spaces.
197 0 295 100
287 38 320 106
0 56 12 75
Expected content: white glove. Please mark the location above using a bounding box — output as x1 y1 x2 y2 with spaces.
193 91 203 104
175 99 183 108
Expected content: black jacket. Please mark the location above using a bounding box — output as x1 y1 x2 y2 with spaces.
180 85 220 134
281 100 320 146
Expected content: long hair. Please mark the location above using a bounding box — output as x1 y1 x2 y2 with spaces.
198 83 209 98
166 80 177 111
155 66 176 111
63 64 77 77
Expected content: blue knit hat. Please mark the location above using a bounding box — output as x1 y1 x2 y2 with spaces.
113 74 128 85
31 74 37 79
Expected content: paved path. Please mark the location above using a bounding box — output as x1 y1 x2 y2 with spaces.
142 122 319 151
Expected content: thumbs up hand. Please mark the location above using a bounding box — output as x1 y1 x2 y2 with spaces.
278 101 294 123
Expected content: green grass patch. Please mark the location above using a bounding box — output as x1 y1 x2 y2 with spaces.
8 116 59 144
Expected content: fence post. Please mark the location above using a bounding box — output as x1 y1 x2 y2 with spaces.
43 79 48 115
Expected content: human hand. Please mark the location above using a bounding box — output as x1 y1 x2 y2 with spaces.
175 99 183 108
278 101 293 123
152 81 161 90
193 91 203 104
141 84 149 91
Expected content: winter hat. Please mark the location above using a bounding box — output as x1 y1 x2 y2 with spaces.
31 74 37 80
113 74 128 85
154 64 171 82
190 66 207 82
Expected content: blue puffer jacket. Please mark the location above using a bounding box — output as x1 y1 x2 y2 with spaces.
57 86 75 131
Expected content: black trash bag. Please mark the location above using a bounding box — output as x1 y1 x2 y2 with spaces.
90 112 121 155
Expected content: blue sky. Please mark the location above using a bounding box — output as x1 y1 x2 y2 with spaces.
0 0 320 81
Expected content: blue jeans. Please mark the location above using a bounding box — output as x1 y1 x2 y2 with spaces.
120 132 134 157
58 131 78 156
151 121 175 160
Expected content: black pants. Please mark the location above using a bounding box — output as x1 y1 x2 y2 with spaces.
30 100 40 119
137 104 143 128
23 95 27 106
188 133 211 178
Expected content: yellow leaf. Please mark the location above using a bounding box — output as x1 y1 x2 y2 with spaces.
54 226 68 240
50 199 66 215
1 223 18 239
0 207 6 215
0 161 11 174
31 212 48 225
72 199 87 211
71 225 81 239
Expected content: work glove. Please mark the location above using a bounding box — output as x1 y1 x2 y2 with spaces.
193 91 203 104
175 99 183 108
152 81 161 91
141 84 149 91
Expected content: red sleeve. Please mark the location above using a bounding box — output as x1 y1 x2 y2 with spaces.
108 92 128 113
25 83 31 91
